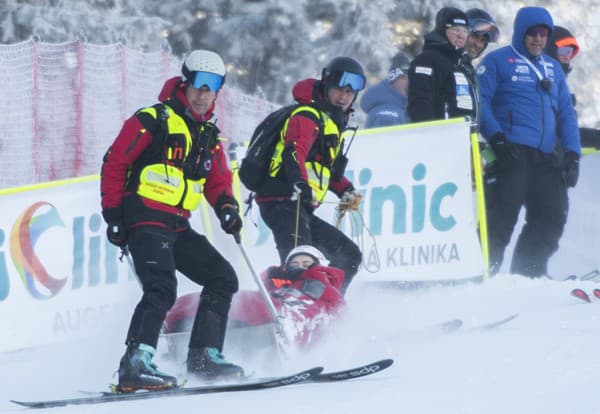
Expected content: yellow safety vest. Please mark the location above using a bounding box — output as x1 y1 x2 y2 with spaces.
135 105 207 211
269 106 343 203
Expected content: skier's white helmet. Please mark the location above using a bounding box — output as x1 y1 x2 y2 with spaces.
181 50 226 91
285 245 329 266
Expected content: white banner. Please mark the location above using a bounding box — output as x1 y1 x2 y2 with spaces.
227 119 484 283
0 178 139 352
331 119 484 281
0 119 483 352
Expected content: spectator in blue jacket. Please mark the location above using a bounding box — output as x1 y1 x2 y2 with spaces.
477 7 581 278
360 51 410 128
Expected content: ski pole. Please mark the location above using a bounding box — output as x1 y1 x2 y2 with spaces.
290 185 302 248
120 246 142 289
234 234 290 346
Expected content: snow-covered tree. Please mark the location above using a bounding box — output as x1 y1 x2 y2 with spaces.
1 0 600 126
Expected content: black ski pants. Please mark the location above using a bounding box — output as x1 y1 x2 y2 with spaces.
258 200 362 293
485 146 568 277
125 223 238 351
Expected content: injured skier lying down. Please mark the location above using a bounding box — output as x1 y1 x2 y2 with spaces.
163 245 346 352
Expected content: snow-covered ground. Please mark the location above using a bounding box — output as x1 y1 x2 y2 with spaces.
2 154 599 413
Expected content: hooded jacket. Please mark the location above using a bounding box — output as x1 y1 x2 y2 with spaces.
360 80 409 128
407 31 477 122
477 7 581 155
101 76 235 226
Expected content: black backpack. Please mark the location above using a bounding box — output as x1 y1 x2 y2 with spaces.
239 104 320 192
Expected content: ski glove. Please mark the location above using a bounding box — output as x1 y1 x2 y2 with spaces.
102 207 128 248
291 181 313 204
106 221 128 248
563 151 580 188
490 132 519 164
218 203 243 235
341 190 363 212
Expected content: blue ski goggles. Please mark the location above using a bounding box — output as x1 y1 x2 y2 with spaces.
189 71 225 91
331 71 366 92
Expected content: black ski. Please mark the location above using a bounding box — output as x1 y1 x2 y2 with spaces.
11 359 394 409
468 313 519 331
10 366 323 409
311 358 394 382
428 314 518 335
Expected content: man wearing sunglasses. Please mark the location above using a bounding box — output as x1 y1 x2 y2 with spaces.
101 50 245 391
466 8 500 59
254 56 365 295
477 7 581 279
408 7 478 123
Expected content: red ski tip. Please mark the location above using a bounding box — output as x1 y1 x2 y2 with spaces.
571 289 591 303
593 289 600 300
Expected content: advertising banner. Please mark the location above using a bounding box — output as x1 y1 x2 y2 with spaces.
0 119 484 352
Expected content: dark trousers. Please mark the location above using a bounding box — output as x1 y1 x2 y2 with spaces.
126 224 238 351
258 200 362 293
485 147 568 277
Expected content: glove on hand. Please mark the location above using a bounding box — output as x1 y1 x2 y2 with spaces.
563 151 580 188
218 203 243 235
102 208 128 248
106 221 128 248
489 132 519 164
341 190 363 212
291 181 313 204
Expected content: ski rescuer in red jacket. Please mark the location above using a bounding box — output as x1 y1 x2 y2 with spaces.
254 56 365 294
101 50 244 392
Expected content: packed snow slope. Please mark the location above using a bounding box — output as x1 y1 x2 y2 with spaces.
1 153 598 413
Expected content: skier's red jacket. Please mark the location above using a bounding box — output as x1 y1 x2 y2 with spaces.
254 78 354 204
164 264 346 347
101 76 235 225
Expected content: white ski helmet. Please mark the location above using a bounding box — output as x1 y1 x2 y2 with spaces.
285 245 329 266
181 50 226 90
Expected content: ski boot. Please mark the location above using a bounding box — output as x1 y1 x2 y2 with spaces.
116 343 178 392
186 347 244 380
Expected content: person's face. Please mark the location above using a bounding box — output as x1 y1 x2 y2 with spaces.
466 33 488 58
392 75 408 96
327 85 356 111
185 85 216 115
287 254 316 270
524 26 549 57
445 25 468 48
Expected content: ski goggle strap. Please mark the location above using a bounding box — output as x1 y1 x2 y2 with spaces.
332 71 366 92
470 19 499 43
189 71 225 91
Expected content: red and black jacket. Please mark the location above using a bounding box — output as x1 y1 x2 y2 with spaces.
100 76 236 228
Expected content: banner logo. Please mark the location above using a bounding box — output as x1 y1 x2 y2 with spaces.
10 201 68 299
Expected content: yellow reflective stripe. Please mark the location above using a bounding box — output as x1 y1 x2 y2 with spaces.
270 106 324 177
138 164 185 206
137 164 206 210
306 163 331 202
139 106 193 155
182 179 205 210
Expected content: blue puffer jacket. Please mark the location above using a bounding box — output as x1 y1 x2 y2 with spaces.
360 80 409 128
477 7 580 154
